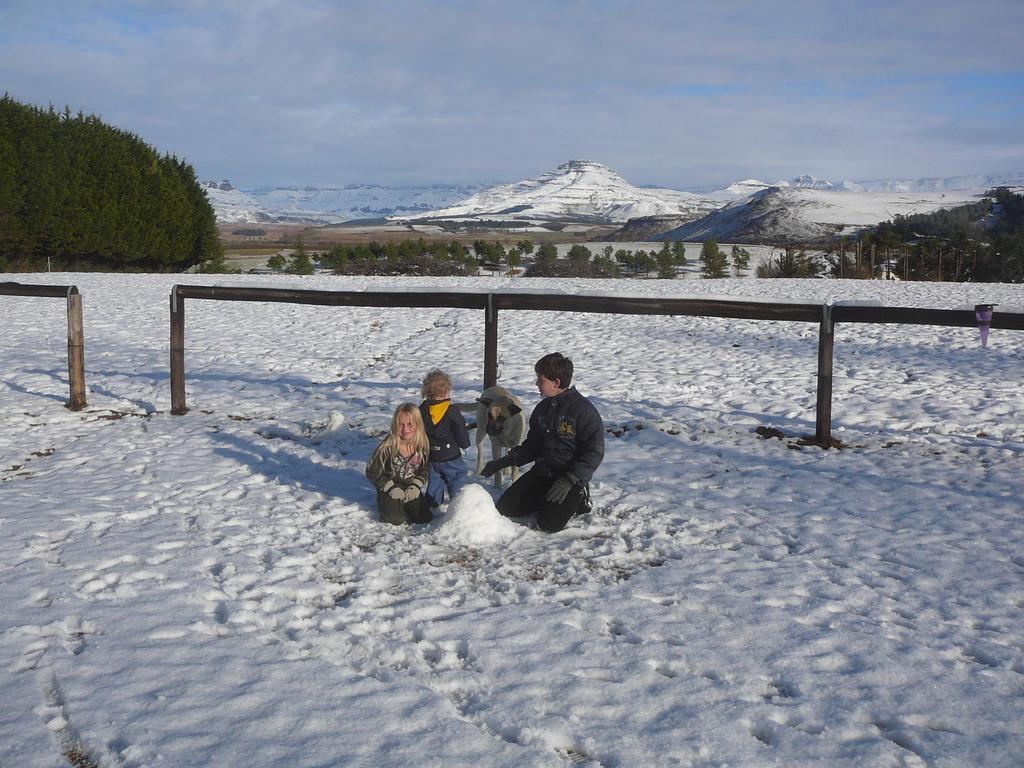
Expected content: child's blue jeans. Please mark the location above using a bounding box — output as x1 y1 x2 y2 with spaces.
426 456 470 507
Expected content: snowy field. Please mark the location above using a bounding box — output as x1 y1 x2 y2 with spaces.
2 272 1023 767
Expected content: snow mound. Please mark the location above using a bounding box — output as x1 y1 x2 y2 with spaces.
324 411 347 434
436 485 522 546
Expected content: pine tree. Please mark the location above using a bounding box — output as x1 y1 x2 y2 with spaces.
656 243 677 278
535 242 557 266
567 244 592 275
0 95 221 271
507 246 522 274
700 239 728 278
287 237 315 274
672 240 688 265
730 245 751 276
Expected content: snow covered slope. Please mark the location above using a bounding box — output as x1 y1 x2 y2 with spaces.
2 273 1022 767
852 171 1024 194
655 184 986 243
206 167 1024 233
205 181 490 225
204 184 279 224
399 160 718 224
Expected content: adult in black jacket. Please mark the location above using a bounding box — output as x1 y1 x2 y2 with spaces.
482 353 604 532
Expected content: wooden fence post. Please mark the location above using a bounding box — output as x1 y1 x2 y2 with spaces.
814 304 835 446
170 288 187 415
66 289 87 410
484 293 498 389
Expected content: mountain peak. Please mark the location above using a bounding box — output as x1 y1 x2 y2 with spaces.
558 159 610 172
787 174 836 190
403 160 713 223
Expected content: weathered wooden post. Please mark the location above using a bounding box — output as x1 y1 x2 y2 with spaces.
66 287 87 410
814 303 835 446
484 292 498 389
170 286 187 414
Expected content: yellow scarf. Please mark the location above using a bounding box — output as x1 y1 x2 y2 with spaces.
428 400 450 425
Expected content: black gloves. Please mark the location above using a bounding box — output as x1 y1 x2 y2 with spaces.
545 473 580 504
480 456 514 477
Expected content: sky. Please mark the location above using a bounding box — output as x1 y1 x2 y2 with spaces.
2 0 1024 189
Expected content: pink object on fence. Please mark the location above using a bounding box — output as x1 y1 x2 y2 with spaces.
975 304 994 348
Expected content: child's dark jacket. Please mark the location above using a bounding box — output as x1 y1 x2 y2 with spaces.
419 399 471 463
508 386 604 482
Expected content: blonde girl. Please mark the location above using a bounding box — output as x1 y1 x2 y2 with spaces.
365 403 432 524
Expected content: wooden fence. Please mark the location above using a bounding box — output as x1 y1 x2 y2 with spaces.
1 281 87 410
169 284 1024 446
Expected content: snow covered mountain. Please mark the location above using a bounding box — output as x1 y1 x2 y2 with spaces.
848 172 1024 194
396 160 718 224
205 167 1024 235
205 181 490 225
652 184 988 244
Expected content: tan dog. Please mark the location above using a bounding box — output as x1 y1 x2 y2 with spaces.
475 386 526 489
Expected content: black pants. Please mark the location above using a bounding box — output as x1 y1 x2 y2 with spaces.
376 490 433 525
495 470 587 533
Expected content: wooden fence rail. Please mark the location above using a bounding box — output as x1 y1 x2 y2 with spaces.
169 284 1024 446
1 281 87 410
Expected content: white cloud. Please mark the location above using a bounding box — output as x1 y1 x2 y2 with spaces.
1 0 1022 186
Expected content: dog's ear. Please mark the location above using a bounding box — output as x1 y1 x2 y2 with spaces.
508 403 522 416
477 396 493 406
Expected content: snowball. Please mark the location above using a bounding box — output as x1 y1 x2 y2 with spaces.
435 484 522 546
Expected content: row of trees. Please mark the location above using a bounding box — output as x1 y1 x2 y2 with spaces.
269 237 753 279
0 94 225 272
756 188 1024 282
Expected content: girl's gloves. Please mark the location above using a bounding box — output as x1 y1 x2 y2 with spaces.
387 485 422 502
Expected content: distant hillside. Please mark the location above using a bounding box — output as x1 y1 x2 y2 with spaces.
605 215 693 241
401 160 718 224
0 95 221 271
204 163 1024 239
652 184 985 244
205 181 490 225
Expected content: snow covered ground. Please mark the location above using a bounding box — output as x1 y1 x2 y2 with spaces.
2 273 1023 767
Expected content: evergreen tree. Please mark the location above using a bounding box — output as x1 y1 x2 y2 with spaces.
535 242 557 266
672 240 688 265
614 249 633 275
699 239 728 278
567 244 592 275
507 246 522 274
730 245 751 276
656 243 677 278
0 94 220 271
286 237 315 275
634 250 655 277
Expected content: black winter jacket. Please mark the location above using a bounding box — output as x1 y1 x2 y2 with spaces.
508 386 604 483
419 399 470 462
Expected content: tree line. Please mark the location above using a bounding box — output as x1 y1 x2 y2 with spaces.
272 237 751 279
756 188 1024 282
0 95 225 272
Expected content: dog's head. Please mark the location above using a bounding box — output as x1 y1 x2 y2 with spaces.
478 396 522 436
